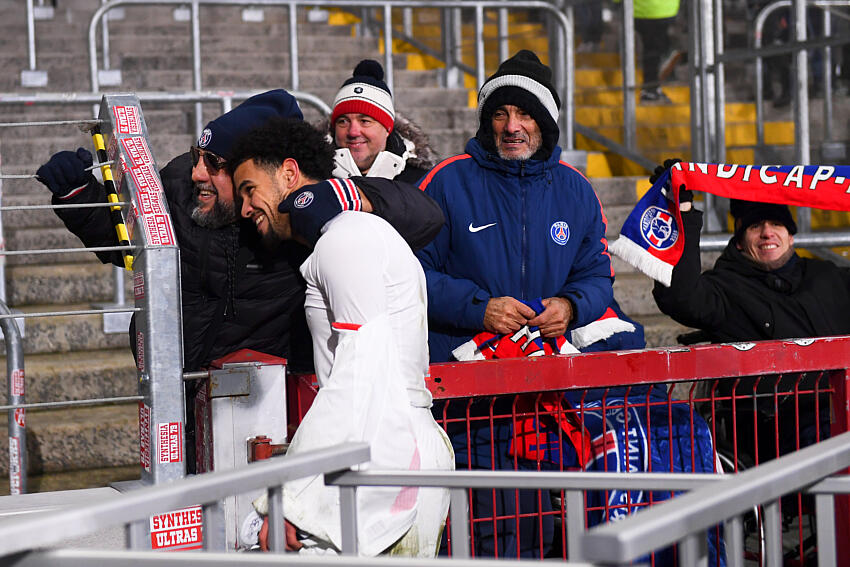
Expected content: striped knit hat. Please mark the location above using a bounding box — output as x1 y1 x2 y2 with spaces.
476 50 561 159
331 60 395 133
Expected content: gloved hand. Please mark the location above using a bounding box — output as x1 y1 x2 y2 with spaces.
36 147 94 198
650 157 693 205
278 178 362 246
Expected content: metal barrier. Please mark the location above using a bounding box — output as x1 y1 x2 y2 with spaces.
0 89 330 324
0 443 372 559
1 299 26 495
287 334 850 563
578 430 850 566
0 94 185 492
86 0 574 149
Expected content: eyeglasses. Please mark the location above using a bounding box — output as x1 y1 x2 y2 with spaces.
190 146 227 173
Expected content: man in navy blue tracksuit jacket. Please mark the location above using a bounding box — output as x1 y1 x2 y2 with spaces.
417 50 613 365
416 50 614 559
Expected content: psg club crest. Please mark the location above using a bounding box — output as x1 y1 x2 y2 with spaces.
197 128 212 148
550 221 570 246
293 191 314 209
639 206 679 250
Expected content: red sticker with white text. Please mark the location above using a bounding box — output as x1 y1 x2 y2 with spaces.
150 506 203 551
157 421 183 464
139 403 151 472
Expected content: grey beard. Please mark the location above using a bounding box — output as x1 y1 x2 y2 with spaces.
191 197 237 229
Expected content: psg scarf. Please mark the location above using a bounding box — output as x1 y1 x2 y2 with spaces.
609 162 850 286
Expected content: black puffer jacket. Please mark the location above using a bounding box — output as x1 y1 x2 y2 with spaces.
55 152 444 371
652 209 850 342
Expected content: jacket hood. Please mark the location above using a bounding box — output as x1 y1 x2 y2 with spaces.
464 136 561 177
317 112 439 171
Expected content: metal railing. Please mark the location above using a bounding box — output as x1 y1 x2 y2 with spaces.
0 89 330 320
578 430 850 565
0 95 186 492
86 0 574 147
0 443 372 559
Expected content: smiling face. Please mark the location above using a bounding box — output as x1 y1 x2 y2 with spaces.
190 149 237 228
234 159 294 246
737 219 795 270
491 104 542 161
333 113 390 173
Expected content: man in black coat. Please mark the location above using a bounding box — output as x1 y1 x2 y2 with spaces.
36 89 444 372
652 187 850 343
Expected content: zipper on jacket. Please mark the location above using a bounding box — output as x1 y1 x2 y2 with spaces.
521 168 527 300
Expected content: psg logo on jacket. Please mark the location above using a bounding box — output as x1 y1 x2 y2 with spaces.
293 191 314 209
639 206 679 250
550 221 570 246
197 128 212 148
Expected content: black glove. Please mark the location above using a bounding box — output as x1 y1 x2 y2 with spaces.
650 157 693 205
36 147 94 198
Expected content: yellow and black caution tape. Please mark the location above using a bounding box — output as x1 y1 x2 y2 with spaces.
91 129 134 271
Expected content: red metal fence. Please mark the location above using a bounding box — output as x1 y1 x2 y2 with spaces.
288 335 850 565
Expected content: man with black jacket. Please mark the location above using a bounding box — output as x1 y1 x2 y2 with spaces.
35 89 444 373
651 165 850 342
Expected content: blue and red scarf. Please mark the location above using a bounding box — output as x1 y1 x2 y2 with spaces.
610 162 850 286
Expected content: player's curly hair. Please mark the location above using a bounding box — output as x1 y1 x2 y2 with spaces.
228 116 334 180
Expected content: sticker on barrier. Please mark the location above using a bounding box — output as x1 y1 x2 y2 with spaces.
139 403 151 472
113 105 142 135
150 506 203 551
10 369 24 397
9 438 21 495
158 421 183 464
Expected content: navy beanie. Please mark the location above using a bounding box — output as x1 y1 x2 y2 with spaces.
730 199 798 242
476 50 561 159
196 89 303 160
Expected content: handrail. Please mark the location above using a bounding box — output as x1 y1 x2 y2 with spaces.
578 430 850 564
87 0 574 148
1 299 26 495
0 443 370 558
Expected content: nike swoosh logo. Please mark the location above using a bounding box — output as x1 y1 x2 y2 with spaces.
468 222 497 233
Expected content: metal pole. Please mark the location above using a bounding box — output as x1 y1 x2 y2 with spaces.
289 2 300 90
2 300 26 495
403 7 412 36
621 0 636 151
101 0 111 70
755 7 767 148
688 0 703 161
498 7 508 64
26 0 37 71
794 0 811 233
191 0 204 136
384 4 394 92
823 6 833 141
563 2 574 150
475 5 485 90
713 0 726 163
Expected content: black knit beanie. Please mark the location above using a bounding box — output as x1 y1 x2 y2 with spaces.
476 50 561 160
730 199 798 242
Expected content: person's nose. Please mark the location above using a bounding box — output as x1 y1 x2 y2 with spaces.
347 122 362 138
504 113 521 134
191 159 210 183
240 198 253 219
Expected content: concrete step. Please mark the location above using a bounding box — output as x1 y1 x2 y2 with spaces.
118 52 410 73
590 175 639 206
0 403 138 477
0 303 131 355
2 464 139 495
0 348 136 405
6 262 124 306
613 272 658 319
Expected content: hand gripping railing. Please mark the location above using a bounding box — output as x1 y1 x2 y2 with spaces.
577 430 850 566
